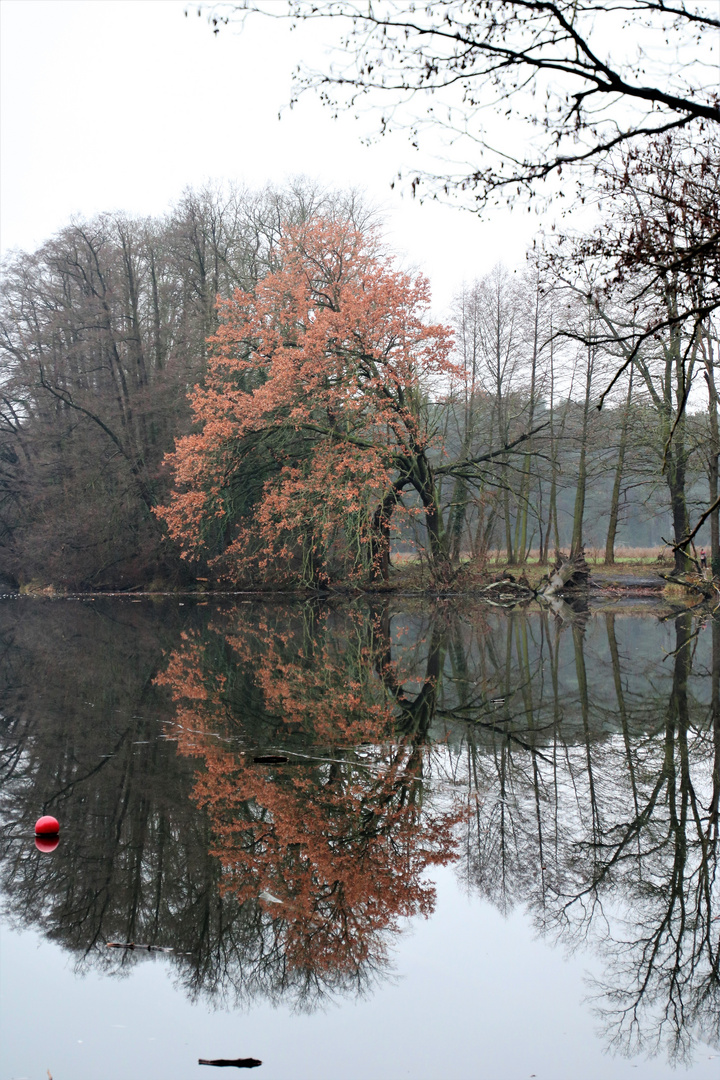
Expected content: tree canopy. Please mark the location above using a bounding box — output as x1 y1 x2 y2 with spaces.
157 217 457 585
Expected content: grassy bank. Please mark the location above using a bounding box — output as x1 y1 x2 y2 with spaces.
388 547 670 591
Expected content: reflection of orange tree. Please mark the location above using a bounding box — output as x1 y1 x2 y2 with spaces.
157 608 463 993
227 609 398 746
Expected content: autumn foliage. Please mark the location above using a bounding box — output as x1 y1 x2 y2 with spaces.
156 608 462 986
156 218 456 584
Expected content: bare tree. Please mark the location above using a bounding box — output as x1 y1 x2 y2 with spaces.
213 3 718 197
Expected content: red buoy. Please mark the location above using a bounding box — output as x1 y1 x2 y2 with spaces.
35 835 60 853
35 815 60 836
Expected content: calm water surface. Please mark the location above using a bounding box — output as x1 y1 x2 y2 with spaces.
0 596 718 1079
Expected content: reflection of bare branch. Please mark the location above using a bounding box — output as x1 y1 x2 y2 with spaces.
452 607 718 1065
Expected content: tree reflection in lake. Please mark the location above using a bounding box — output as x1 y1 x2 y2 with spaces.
457 607 719 1064
155 606 463 1004
0 598 222 990
0 597 717 1063
576 612 720 1063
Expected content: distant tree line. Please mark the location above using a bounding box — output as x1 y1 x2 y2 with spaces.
1 148 718 589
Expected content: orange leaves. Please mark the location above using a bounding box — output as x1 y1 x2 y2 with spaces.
157 607 463 982
156 217 458 585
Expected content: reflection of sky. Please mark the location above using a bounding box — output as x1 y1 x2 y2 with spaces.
2 864 714 1080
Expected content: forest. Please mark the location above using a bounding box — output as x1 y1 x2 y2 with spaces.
0 135 718 591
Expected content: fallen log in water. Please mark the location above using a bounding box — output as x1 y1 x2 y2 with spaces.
106 942 174 952
658 572 718 599
537 551 590 597
471 552 592 610
473 576 535 606
198 1059 262 1069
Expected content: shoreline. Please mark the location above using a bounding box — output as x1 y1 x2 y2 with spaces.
0 571 705 602
4 560 715 607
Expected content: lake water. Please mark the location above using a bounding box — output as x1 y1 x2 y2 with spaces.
0 596 718 1080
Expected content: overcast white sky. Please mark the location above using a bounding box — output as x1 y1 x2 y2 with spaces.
0 0 544 314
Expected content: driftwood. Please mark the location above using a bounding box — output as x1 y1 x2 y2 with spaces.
198 1060 262 1069
658 572 719 599
107 942 174 952
538 551 590 597
472 574 534 607
472 551 590 609
466 551 592 614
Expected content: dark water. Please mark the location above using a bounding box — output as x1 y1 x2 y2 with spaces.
0 596 718 1080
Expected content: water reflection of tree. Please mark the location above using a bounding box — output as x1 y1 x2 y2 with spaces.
0 597 717 1056
0 598 222 980
453 607 719 1065
157 600 718 1035
157 605 462 1007
0 599 463 1012
568 612 719 1064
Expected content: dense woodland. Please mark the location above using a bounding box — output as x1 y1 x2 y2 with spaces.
0 143 718 590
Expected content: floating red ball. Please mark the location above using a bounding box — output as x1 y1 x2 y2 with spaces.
35 835 60 853
35 815 59 836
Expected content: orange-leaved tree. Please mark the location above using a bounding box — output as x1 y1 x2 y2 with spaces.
156 217 457 584
155 606 463 994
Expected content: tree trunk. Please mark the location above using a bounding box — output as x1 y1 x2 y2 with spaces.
516 285 540 562
503 477 515 564
571 331 594 558
665 284 695 574
370 487 400 583
668 444 692 574
413 453 448 569
604 371 633 564
704 326 719 573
